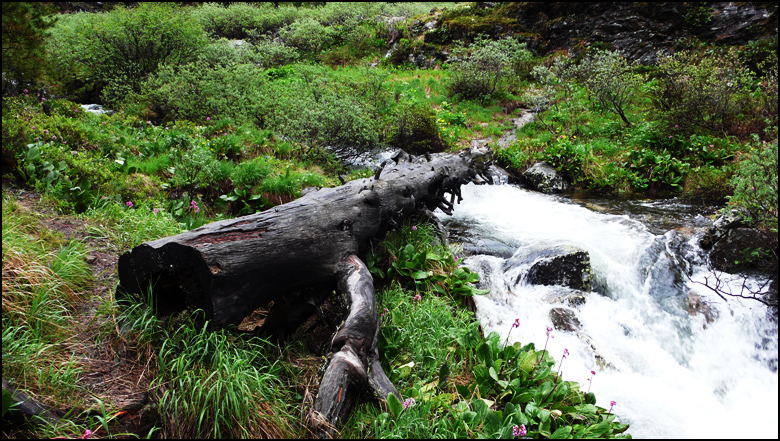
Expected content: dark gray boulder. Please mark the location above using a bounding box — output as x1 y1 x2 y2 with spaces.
521 161 569 193
699 209 746 250
710 227 770 272
549 307 581 332
505 244 593 291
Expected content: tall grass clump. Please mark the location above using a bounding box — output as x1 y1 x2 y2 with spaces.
2 196 92 410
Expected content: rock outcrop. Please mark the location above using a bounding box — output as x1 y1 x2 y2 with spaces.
520 161 569 194
505 244 592 291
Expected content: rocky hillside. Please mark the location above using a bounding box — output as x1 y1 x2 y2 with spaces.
420 2 777 64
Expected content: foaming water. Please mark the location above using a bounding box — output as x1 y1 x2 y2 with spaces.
446 184 778 439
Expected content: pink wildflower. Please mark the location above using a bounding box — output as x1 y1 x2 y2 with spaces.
126 201 133 207
513 424 526 437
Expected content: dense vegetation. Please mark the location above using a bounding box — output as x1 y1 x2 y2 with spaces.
2 1 777 438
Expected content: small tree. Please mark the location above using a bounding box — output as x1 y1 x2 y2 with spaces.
575 50 642 127
447 36 531 101
1 2 57 96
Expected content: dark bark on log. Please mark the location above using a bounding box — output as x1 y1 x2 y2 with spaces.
2 377 61 428
115 146 493 432
311 255 399 437
116 147 492 329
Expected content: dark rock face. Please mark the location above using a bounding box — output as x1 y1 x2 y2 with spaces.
710 227 769 272
505 244 592 291
507 2 777 64
521 161 569 194
549 307 581 332
699 209 745 250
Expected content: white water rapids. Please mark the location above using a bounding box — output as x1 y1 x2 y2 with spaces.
443 183 778 439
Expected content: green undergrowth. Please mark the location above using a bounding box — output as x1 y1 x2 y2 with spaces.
341 223 630 438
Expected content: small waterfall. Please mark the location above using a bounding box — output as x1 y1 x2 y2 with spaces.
444 183 778 439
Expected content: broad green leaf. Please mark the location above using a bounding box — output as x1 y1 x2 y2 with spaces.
437 361 450 389
411 270 431 280
551 425 572 439
387 393 403 418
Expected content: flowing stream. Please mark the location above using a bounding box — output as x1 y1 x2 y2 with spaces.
442 183 778 439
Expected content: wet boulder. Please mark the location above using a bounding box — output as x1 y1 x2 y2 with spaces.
505 244 593 291
549 307 581 332
520 161 569 193
709 227 770 273
699 209 746 250
543 287 588 308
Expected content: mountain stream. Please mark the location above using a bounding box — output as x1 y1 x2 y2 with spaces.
442 183 778 439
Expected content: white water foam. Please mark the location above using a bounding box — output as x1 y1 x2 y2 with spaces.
446 183 778 439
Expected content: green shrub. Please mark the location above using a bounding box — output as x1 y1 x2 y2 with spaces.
194 2 298 39
574 50 642 127
231 157 273 188
137 58 265 124
388 101 445 154
447 36 532 101
649 49 760 137
728 136 778 233
278 17 334 55
48 3 207 106
245 36 300 68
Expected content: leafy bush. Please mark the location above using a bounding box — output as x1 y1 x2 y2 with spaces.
387 101 445 154
447 36 532 101
194 2 298 39
47 3 207 106
278 17 335 55
649 49 760 137
137 57 265 124
574 50 642 126
244 36 300 68
728 136 778 234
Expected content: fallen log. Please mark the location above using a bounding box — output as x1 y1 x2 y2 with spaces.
115 146 493 432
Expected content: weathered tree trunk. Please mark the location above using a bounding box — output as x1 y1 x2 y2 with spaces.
115 146 493 432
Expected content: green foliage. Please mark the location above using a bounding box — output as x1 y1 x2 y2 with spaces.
575 50 642 127
728 136 778 234
649 49 761 137
47 3 207 105
388 100 445 153
447 36 532 101
138 56 265 124
1 2 58 95
16 141 67 190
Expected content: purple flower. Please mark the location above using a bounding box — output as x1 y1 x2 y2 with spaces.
669 135 673 139
546 327 554 338
23 89 28 93
563 348 569 358
674 124 678 128
207 117 211 121
71 151 77 156
384 308 389 313
102 122 106 125
31 126 36 130
52 135 56 140
710 144 714 148
79 429 92 439
41 98 46 101
412 226 417 231
413 294 421 301
591 370 596 376
126 201 133 207
43 130 48 134
513 424 527 437
610 400 616 407
402 397 416 410
153 208 159 214
512 318 520 328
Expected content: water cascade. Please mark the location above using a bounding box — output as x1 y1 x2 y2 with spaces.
444 183 778 439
